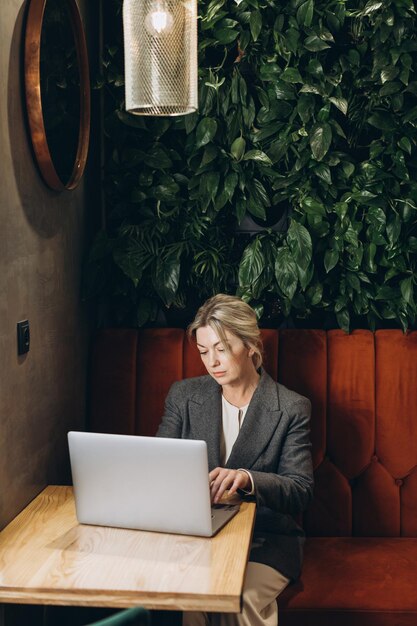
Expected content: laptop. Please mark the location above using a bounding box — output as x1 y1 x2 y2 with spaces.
67 431 240 537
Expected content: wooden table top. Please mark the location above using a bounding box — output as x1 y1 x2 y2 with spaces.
0 486 256 612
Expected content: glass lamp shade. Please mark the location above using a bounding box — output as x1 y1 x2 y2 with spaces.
123 0 198 116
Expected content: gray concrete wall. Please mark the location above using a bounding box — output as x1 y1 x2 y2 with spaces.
0 0 93 530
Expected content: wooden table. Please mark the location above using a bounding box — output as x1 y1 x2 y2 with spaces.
0 486 256 613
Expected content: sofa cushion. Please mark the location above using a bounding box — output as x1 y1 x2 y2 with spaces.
279 537 417 625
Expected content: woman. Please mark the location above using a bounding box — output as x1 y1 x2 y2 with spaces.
157 294 314 626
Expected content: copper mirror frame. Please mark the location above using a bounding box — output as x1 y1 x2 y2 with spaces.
24 0 91 191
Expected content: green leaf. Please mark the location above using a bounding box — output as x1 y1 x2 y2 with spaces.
403 106 417 123
381 67 399 84
201 171 220 200
309 122 332 161
342 162 355 178
348 49 360 66
400 277 413 304
314 163 332 184
399 198 416 222
346 272 361 292
122 148 146 167
297 94 315 123
242 150 273 164
113 250 142 287
239 76 248 104
363 243 377 273
304 34 331 51
285 28 300 54
367 112 396 131
250 11 262 41
281 68 303 83
146 146 173 169
214 188 229 211
307 282 323 305
317 103 331 122
298 263 314 290
154 179 180 201
139 171 153 187
398 137 412 154
329 97 348 115
153 253 181 306
344 225 358 246
336 308 350 332
359 0 383 16
131 189 147 203
366 206 386 233
307 59 324 76
386 216 401 245
215 17 238 28
224 172 239 199
380 305 397 320
326 11 341 33
201 144 218 166
213 28 239 44
408 236 417 252
302 197 326 215
392 93 404 111
248 178 270 207
297 0 314 27
335 294 347 313
287 220 313 271
231 72 239 104
379 82 402 97
330 119 347 139
252 303 264 319
256 87 269 109
401 53 412 70
231 137 246 161
275 246 299 299
405 82 417 96
300 84 322 95
324 248 339 272
260 63 281 81
247 196 267 221
375 286 398 300
184 112 198 134
319 27 334 42
195 118 218 148
274 81 296 99
238 238 265 293
236 197 247 224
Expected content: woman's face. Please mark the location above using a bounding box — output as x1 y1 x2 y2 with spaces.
195 325 255 387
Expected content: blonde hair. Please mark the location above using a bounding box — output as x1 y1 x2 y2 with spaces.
187 294 263 369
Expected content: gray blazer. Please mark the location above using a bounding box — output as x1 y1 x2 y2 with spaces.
157 369 314 580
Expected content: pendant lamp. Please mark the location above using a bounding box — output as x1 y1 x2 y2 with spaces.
123 0 198 116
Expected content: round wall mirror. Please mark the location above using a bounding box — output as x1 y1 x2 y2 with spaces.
24 0 90 191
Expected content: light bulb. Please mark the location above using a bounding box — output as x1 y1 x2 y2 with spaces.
145 2 174 36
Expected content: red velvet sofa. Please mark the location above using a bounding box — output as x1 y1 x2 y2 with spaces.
90 328 417 626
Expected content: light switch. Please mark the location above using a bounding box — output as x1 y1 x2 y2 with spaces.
17 320 30 355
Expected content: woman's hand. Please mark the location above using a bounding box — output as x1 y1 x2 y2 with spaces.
209 467 250 503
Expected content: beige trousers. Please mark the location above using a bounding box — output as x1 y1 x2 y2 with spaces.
182 562 290 626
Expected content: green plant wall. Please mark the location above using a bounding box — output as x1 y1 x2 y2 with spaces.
85 0 417 330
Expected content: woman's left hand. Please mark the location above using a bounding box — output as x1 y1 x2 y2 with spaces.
209 467 250 503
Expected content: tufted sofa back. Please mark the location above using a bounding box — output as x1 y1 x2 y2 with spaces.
90 328 417 538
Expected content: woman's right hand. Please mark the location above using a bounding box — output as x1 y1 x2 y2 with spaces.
209 467 250 503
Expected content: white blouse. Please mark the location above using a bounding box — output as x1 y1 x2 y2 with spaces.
220 395 255 494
